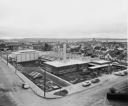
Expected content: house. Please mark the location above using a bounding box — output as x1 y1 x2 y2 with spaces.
104 49 125 61
105 53 114 61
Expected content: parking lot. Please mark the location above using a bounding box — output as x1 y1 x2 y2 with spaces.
22 68 64 92
7 61 61 92
9 60 127 92
57 65 127 84
11 61 71 92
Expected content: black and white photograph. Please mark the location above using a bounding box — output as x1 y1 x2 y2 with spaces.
0 0 127 106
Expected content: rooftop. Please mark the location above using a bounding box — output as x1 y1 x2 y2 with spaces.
91 59 110 64
44 59 90 67
89 64 110 69
9 49 39 58
14 49 37 54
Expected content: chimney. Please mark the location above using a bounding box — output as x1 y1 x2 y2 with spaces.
63 43 66 62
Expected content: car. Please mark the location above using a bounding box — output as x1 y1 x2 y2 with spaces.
112 62 119 65
52 85 59 89
114 72 125 76
70 79 78 83
123 71 128 75
22 83 30 89
54 89 68 96
82 81 91 87
91 78 100 83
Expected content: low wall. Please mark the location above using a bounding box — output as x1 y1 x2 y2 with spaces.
41 69 72 87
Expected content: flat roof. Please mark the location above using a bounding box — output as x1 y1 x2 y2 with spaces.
44 59 90 67
89 64 110 69
9 49 39 58
40 55 56 61
91 59 110 64
14 49 37 54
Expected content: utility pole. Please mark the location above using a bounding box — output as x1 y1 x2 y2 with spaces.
44 69 46 98
0 51 2 58
7 51 8 66
4 48 9 66
107 62 111 74
38 57 46 98
15 56 17 74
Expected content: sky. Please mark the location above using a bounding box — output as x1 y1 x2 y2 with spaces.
0 0 127 39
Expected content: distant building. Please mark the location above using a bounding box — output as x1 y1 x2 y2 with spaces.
9 49 40 62
91 59 111 65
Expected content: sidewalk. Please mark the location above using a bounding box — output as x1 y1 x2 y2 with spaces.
1 57 126 99
0 57 62 99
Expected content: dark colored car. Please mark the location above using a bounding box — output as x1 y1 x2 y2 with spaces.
54 89 68 96
91 78 100 83
114 72 126 76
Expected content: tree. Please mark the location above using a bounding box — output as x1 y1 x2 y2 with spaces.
0 43 6 51
44 43 52 51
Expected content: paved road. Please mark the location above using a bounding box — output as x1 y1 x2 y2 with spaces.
0 59 127 106
0 59 22 106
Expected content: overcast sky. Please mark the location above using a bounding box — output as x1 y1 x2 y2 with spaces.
0 0 127 39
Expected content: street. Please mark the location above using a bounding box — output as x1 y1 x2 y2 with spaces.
0 59 127 106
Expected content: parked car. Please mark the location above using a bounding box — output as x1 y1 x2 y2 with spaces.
52 85 59 89
91 78 100 83
114 72 126 76
22 83 30 89
82 81 91 87
54 89 68 96
70 78 78 83
123 71 128 75
112 62 119 65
